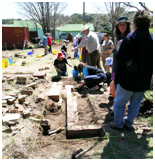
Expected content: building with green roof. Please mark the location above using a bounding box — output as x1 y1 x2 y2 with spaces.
58 24 94 38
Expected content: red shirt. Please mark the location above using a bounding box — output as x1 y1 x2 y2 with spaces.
48 36 52 45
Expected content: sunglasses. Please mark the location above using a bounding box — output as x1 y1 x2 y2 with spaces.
104 35 108 37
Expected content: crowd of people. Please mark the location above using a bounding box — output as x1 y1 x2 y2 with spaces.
52 10 152 131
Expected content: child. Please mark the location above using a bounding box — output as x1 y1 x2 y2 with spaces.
61 43 67 58
54 52 72 76
105 57 115 97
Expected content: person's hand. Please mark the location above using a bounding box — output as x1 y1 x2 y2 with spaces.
71 48 75 52
57 69 62 73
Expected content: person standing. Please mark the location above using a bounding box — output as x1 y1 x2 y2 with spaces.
43 33 48 55
101 33 114 72
73 35 79 59
113 16 131 87
47 33 52 53
71 25 101 69
109 10 153 130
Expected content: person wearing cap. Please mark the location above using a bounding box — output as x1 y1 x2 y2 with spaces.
73 35 79 59
101 33 114 72
43 33 48 55
113 16 131 88
54 52 72 76
109 10 153 131
71 25 101 69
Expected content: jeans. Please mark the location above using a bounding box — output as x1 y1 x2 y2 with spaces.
113 84 145 128
73 44 78 58
48 45 52 53
84 73 107 88
57 70 68 76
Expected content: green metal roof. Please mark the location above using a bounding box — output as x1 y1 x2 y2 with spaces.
14 20 42 29
59 24 94 32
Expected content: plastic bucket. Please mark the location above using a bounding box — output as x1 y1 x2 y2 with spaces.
72 70 79 78
27 51 34 55
2 61 5 68
2 59 8 67
79 55 81 60
8 58 12 64
53 50 57 55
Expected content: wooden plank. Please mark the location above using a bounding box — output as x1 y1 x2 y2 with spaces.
47 82 63 101
65 85 102 138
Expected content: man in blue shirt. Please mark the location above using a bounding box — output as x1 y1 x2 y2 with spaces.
43 33 48 55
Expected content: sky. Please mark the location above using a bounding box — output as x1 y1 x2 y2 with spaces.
1 1 154 20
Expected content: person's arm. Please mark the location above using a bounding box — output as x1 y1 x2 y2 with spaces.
67 62 72 67
106 44 114 54
71 36 89 52
54 66 62 73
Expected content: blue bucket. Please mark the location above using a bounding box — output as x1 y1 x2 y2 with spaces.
72 70 79 78
8 58 12 64
27 51 34 55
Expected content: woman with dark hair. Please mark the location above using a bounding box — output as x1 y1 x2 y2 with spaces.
113 16 131 87
76 62 111 91
101 33 114 72
109 10 153 130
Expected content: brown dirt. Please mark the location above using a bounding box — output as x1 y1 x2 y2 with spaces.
2 44 153 159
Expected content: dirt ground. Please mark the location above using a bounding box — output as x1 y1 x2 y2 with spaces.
2 43 153 159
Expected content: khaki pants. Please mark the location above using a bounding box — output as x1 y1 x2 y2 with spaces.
101 52 111 72
89 50 102 69
44 46 48 55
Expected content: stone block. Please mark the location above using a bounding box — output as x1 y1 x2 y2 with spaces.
21 89 33 95
25 82 37 89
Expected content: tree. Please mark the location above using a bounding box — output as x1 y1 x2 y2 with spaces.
91 2 127 41
16 2 67 40
122 2 153 13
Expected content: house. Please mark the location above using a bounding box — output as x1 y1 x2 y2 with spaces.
57 24 94 39
13 20 44 42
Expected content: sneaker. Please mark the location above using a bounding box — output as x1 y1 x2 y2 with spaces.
89 85 99 91
109 122 124 131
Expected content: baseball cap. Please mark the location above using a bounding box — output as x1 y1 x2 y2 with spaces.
57 52 64 58
105 57 113 66
81 25 89 31
116 16 129 25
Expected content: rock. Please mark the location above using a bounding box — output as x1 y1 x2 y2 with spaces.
2 100 7 107
2 78 6 83
2 107 9 114
37 93 47 102
44 66 49 70
9 109 19 113
18 94 27 103
33 71 46 79
2 113 20 126
16 75 27 84
7 77 15 82
7 92 18 97
25 82 37 89
22 110 31 118
7 97 17 104
14 104 25 113
21 89 33 95
23 101 30 106
2 95 15 100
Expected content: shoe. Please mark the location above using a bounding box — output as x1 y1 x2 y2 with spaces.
109 122 124 131
89 85 99 91
124 124 135 131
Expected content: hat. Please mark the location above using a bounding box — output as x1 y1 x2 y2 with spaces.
57 52 64 59
105 57 113 66
81 25 89 31
116 16 129 25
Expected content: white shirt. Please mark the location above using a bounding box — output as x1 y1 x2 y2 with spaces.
76 31 99 53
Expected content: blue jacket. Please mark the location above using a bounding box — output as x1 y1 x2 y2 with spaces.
43 36 48 46
115 28 153 92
